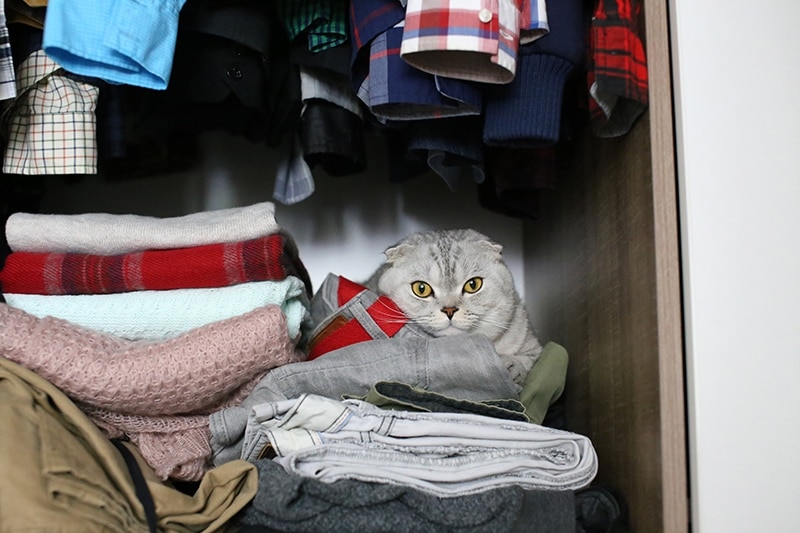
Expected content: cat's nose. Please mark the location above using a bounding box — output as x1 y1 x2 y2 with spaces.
441 307 459 320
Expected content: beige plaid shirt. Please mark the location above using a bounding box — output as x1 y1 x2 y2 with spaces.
2 49 99 175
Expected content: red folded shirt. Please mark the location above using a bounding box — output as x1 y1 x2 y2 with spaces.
0 232 312 296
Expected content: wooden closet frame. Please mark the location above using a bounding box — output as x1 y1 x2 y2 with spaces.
8 1 685 529
522 1 687 531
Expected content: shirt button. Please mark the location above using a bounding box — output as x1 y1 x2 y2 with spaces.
226 66 243 81
478 8 492 23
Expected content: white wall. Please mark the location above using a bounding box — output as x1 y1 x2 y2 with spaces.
670 0 800 530
38 130 526 294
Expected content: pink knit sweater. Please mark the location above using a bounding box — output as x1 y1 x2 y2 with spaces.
0 303 305 480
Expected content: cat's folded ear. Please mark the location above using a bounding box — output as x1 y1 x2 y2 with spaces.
475 235 503 257
463 228 503 257
477 237 504 258
384 243 413 263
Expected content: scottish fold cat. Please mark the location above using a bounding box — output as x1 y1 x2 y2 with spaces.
365 228 543 385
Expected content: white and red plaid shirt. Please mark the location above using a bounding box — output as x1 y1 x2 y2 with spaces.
400 0 549 84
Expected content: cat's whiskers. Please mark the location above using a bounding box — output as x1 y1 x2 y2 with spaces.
474 315 513 332
370 300 422 325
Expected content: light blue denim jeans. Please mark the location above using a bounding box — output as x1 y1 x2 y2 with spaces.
209 333 521 465
240 393 598 497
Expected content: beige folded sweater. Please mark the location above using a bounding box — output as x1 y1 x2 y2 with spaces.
5 201 279 254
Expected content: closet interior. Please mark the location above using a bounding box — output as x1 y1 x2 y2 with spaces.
522 1 686 530
0 0 687 531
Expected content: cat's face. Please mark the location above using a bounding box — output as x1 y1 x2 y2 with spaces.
374 229 519 342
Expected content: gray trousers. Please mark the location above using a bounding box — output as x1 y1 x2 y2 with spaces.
209 333 520 465
241 393 598 496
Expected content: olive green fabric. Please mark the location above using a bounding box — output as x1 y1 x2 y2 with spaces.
0 356 257 532
519 341 569 425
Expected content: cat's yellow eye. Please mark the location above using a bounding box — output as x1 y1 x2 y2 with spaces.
411 281 433 298
463 277 483 294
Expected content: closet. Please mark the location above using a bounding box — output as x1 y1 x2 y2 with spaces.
2 0 688 531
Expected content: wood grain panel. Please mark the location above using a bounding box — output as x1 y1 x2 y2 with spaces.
643 0 690 529
523 1 686 529
524 108 685 532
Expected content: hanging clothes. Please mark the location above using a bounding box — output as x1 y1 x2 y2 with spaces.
587 0 649 137
41 0 187 90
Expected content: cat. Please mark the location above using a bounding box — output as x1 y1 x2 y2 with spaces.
365 228 543 386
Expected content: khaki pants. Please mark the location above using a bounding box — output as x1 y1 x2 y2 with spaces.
0 357 257 532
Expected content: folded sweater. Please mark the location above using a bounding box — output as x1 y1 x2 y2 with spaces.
0 231 313 296
3 277 311 341
0 303 304 415
5 201 279 254
0 303 306 480
235 457 577 533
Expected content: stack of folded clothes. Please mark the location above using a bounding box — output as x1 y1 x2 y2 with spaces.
0 201 315 480
209 273 600 532
0 201 609 531
0 201 313 341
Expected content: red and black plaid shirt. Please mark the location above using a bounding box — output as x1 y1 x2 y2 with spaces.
587 0 649 137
